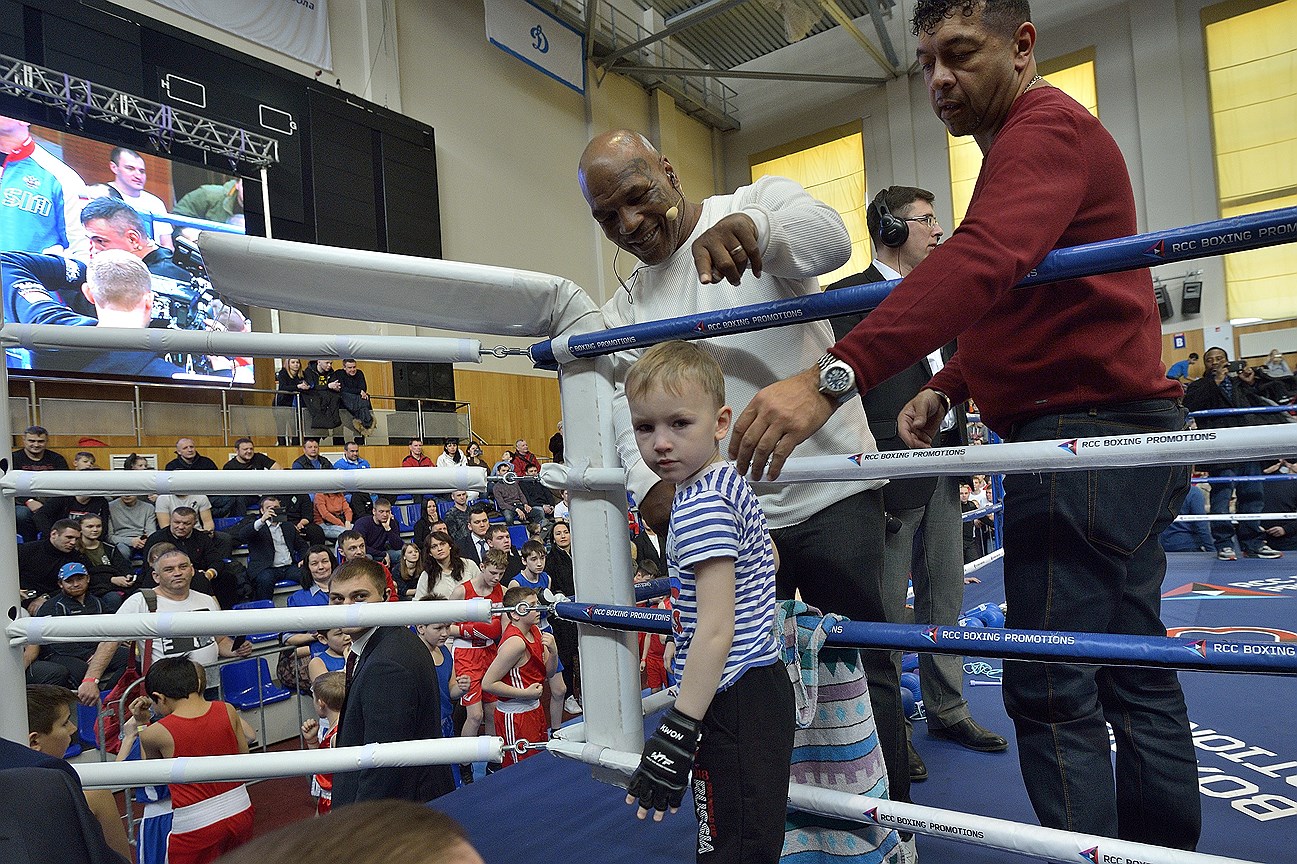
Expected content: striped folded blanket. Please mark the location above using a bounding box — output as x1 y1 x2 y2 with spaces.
778 601 900 864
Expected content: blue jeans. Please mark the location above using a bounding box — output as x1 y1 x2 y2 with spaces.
1206 462 1265 554
1002 399 1200 849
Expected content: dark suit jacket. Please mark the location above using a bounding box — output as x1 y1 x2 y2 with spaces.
331 626 455 806
234 515 307 574
828 264 967 511
458 536 522 581
0 740 129 864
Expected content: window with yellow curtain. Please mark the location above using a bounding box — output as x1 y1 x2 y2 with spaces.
749 125 867 286
947 49 1099 227
1204 0 1297 321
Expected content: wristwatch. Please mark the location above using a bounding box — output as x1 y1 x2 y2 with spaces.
816 352 857 405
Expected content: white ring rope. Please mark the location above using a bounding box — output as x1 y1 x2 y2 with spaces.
535 426 1296 491
553 687 678 745
963 547 1003 575
0 323 482 364
73 736 503 790
0 466 486 498
543 739 1260 864
1175 512 1297 522
7 599 492 646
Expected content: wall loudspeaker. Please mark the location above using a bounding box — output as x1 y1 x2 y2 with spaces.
1182 281 1202 315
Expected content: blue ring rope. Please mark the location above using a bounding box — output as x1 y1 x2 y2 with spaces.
529 206 1297 368
551 602 1297 675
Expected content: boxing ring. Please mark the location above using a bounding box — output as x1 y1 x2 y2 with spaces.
3 205 1297 863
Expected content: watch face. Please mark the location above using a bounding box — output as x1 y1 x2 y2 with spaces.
824 366 852 393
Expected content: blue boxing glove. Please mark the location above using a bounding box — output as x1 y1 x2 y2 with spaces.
626 707 702 820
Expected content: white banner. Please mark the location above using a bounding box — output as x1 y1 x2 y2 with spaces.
484 0 585 94
149 0 332 70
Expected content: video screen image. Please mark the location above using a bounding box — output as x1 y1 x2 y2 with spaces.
1 116 254 383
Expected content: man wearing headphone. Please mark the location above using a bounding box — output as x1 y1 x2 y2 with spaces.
827 187 1008 785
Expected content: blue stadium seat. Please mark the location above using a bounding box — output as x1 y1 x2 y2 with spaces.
75 701 101 751
213 516 241 532
231 600 279 643
392 501 420 534
219 658 292 711
436 498 457 520
274 578 300 590
508 524 529 550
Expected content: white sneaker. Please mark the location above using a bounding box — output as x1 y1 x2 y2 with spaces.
898 835 918 864
1217 547 1237 561
564 695 583 714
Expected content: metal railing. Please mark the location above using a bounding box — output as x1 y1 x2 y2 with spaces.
8 375 472 448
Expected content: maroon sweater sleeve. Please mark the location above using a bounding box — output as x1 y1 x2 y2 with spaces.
829 88 1176 432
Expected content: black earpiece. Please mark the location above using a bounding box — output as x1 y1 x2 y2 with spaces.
869 191 909 248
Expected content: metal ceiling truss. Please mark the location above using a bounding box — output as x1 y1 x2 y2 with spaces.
0 53 278 168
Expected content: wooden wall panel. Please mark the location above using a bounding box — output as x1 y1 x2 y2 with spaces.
453 370 561 463
1161 328 1204 378
1234 318 1297 366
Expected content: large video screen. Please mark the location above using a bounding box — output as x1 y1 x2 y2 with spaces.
1 116 254 383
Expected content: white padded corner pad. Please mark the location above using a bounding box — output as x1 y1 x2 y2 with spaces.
198 232 594 339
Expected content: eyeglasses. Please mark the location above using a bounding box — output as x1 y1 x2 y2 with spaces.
902 214 940 229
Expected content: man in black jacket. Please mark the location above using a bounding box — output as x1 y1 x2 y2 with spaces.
828 186 1006 781
18 519 90 614
1184 347 1283 560
141 507 237 606
235 496 308 600
164 437 218 472
329 558 455 805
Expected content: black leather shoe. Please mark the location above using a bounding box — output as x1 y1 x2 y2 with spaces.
907 741 928 782
928 717 1008 752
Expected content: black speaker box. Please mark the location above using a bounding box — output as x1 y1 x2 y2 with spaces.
1153 284 1174 321
1182 281 1202 315
392 361 455 412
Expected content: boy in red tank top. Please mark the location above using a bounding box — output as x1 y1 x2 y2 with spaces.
483 585 556 767
138 657 253 864
449 548 506 748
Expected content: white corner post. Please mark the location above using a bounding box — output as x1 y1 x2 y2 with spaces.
0 308 28 742
559 357 643 766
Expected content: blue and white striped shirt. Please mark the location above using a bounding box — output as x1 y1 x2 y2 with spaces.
667 462 779 690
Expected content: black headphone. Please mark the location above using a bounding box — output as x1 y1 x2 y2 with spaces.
868 190 908 248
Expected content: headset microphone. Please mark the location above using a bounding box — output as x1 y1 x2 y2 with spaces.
664 187 684 222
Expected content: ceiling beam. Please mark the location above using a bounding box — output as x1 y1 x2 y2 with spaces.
597 0 750 70
615 64 885 85
815 0 897 76
863 0 901 69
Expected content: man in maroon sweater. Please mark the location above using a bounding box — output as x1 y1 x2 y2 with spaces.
730 0 1197 850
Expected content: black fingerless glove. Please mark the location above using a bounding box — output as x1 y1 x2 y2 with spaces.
627 707 703 814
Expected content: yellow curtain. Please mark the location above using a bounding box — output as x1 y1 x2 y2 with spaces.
1205 0 1297 320
751 132 869 286
947 60 1099 226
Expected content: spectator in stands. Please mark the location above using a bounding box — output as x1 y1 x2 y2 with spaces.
279 489 326 548
491 450 514 476
334 440 374 519
485 523 523 581
173 177 242 225
437 439 466 469
121 452 150 471
960 483 991 563
73 451 97 470
457 504 495 566
304 358 344 442
1166 352 1198 385
35 561 130 686
354 498 403 566
464 442 488 471
1261 458 1297 551
23 683 135 862
165 437 218 472
414 496 444 546
334 358 374 434
214 437 281 519
276 358 310 446
290 546 336 608
403 438 434 469
546 520 579 712
236 495 308 601
418 530 478 600
105 146 172 248
519 464 556 525
109 493 157 560
395 542 425 599
291 436 333 471
1184 347 1283 560
549 421 564 464
76 549 253 708
1159 484 1214 553
12 425 69 540
76 513 132 608
34 490 111 536
440 490 472 546
510 439 541 476
314 489 353 540
492 465 536 526
1258 349 1296 401
79 197 187 279
156 491 216 532
141 507 232 607
633 519 666 578
19 519 89 615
